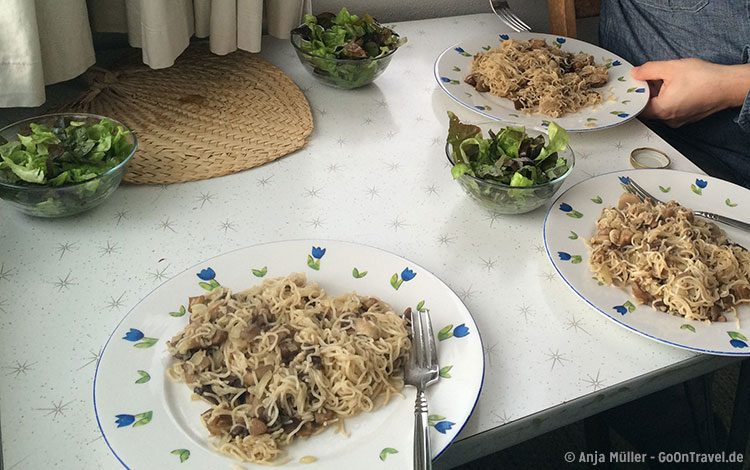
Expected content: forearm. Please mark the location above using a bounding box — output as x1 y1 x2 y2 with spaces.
720 63 750 109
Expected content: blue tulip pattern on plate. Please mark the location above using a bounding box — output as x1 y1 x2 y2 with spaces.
558 251 582 264
197 267 220 291
122 328 157 348
438 323 469 341
454 47 471 57
307 246 326 270
613 301 636 315
440 76 459 85
115 411 153 428
728 332 748 348
428 415 455 434
499 34 509 40
559 203 583 219
610 111 629 118
627 87 646 94
390 267 416 290
691 179 708 195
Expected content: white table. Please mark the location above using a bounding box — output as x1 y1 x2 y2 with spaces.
0 13 738 470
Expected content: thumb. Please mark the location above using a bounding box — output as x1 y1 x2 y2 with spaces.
631 61 672 81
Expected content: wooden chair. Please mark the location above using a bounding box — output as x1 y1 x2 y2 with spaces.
547 0 600 38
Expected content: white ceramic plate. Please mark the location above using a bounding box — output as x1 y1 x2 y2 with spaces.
434 32 649 132
94 240 484 468
544 169 750 355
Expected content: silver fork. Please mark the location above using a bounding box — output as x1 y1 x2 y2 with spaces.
623 176 750 232
489 0 531 32
405 308 440 470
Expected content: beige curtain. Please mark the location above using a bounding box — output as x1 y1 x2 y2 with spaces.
0 0 312 108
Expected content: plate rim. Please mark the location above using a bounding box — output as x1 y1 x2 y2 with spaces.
92 238 486 467
433 32 649 133
542 168 750 356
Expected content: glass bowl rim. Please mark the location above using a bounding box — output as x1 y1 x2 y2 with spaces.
0 112 138 191
444 123 575 190
289 27 401 62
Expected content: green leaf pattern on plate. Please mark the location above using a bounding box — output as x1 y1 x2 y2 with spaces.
135 370 151 384
133 410 153 427
659 186 671 193
379 448 398 461
169 305 186 317
170 449 190 463
726 198 738 207
437 324 453 341
680 324 696 333
352 267 368 278
252 266 268 277
198 279 220 291
439 365 453 378
134 338 158 349
591 196 602 204
568 231 578 240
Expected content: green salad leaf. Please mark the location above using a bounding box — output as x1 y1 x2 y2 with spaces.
292 8 406 88
0 117 134 216
446 112 570 187
0 118 132 186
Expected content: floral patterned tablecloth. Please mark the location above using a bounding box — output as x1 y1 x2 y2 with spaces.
0 13 722 470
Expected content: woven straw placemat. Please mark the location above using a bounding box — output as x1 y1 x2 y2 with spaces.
64 44 313 184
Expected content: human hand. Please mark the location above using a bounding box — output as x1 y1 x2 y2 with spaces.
631 58 750 128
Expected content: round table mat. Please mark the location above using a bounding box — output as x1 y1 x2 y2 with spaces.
64 44 313 184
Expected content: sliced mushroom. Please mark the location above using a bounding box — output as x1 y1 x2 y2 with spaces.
248 417 268 436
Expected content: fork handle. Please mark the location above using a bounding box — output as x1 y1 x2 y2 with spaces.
414 388 432 470
694 211 750 231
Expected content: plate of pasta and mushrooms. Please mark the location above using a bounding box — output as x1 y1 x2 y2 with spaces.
544 169 750 355
434 32 649 132
94 240 484 468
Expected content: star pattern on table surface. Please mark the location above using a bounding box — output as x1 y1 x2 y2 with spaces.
157 217 177 233
415 115 424 122
257 175 273 187
642 130 653 141
0 298 6 313
148 265 170 282
578 151 592 160
534 243 546 254
336 137 347 146
35 399 75 419
483 341 499 366
388 216 407 231
385 130 398 140
480 256 497 272
0 263 17 282
307 217 324 229
417 29 426 35
437 234 455 246
56 241 78 260
425 184 439 196
196 191 215 207
614 141 623 150
375 98 388 108
98 240 120 256
315 107 328 117
114 209 128 225
582 369 605 391
4 360 36 378
517 303 533 322
304 186 323 198
386 161 401 171
484 212 502 228
491 410 512 425
544 349 570 370
52 271 77 291
541 270 558 282
365 186 380 199
457 285 476 301
430 137 440 146
219 219 236 233
565 314 590 335
77 348 102 371
105 291 126 310
326 163 343 173
362 117 373 125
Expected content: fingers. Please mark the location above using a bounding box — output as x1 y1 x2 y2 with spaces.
631 61 672 81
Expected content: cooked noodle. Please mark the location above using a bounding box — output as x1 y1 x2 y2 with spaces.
167 273 411 464
464 38 610 117
588 193 750 322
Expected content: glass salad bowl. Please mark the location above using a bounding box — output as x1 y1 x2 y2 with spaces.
0 113 137 218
